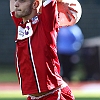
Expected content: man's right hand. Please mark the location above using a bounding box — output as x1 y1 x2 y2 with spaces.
57 1 77 22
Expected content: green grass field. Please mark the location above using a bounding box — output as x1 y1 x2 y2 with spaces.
0 96 100 100
0 65 100 100
0 90 100 100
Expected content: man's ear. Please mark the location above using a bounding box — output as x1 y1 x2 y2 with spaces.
32 0 39 9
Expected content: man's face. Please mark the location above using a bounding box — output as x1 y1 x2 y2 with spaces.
14 0 33 18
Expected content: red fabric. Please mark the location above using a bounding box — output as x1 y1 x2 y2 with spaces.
11 12 22 27
27 86 75 100
27 96 31 100
60 86 75 100
11 0 63 95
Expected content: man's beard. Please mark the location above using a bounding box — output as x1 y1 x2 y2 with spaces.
15 6 32 18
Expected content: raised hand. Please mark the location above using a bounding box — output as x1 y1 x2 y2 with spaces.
57 2 77 22
57 0 82 27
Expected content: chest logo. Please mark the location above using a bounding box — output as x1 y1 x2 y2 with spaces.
17 22 33 40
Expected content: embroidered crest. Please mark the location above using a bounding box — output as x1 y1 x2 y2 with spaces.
17 22 33 40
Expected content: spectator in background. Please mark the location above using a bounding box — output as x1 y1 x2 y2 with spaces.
57 24 84 81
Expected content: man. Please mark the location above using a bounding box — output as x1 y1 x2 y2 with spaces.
10 0 77 99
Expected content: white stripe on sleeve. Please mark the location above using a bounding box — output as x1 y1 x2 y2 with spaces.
43 0 52 7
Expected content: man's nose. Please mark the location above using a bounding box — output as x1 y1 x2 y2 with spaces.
14 1 19 7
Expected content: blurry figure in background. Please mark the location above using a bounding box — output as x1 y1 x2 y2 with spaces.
57 24 84 81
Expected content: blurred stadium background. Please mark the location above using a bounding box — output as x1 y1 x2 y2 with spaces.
0 0 100 100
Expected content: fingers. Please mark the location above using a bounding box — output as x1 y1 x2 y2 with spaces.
67 6 78 20
65 12 71 22
57 2 78 22
66 2 78 20
69 7 78 13
63 3 77 21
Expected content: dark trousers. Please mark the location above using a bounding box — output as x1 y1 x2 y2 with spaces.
58 54 74 81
